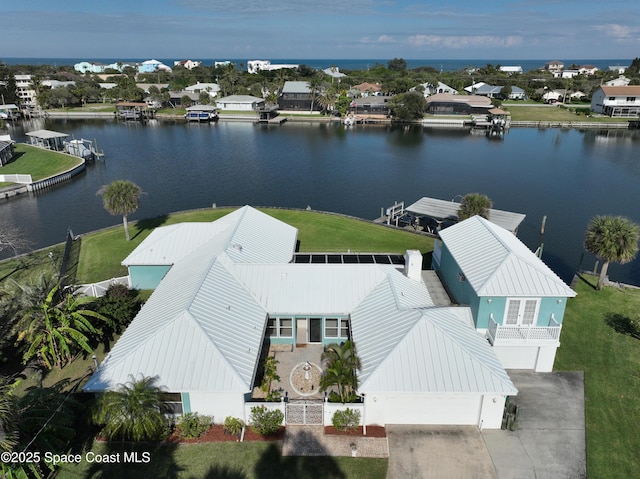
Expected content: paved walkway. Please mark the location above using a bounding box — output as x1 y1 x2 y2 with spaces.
282 425 389 458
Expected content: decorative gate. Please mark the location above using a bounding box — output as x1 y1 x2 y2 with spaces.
286 400 324 425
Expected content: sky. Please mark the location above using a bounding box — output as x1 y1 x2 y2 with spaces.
1 0 638 60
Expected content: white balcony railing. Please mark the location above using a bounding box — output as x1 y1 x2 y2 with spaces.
487 314 561 344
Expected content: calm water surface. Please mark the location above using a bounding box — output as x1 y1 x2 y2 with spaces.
2 118 640 286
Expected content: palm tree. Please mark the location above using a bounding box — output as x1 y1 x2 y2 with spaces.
97 180 143 241
20 284 106 369
584 216 640 290
306 74 325 113
320 341 361 403
457 193 493 221
0 377 18 453
93 375 169 442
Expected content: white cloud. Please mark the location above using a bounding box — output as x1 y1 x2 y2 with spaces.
406 34 522 49
594 23 640 42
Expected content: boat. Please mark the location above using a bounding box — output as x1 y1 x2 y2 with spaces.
343 115 357 126
64 138 104 160
184 105 219 122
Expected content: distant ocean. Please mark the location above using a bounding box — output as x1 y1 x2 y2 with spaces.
1 57 632 73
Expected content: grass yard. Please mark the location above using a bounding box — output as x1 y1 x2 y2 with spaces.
504 104 629 123
75 207 434 283
555 275 640 479
1 144 83 181
54 441 388 479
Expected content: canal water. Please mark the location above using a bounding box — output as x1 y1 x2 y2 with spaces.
2 118 640 286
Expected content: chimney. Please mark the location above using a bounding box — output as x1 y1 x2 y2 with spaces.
404 250 423 281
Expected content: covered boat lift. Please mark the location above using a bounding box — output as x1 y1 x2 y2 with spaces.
184 105 219 122
25 129 69 151
385 197 526 235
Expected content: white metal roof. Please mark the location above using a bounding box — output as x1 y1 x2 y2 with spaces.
282 81 311 93
25 129 69 139
406 196 526 233
87 206 517 399
359 307 517 395
438 216 576 297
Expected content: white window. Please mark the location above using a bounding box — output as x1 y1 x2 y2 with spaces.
325 318 350 339
504 299 539 326
267 317 293 338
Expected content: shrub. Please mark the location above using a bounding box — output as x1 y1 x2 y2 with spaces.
176 412 212 439
223 416 244 437
332 408 361 431
250 406 284 436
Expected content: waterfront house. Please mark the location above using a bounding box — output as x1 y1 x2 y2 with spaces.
605 76 631 87
350 82 383 97
499 66 523 74
173 59 202 70
425 93 492 115
348 96 392 118
278 81 322 111
247 60 298 74
412 82 457 98
15 75 36 107
591 85 640 117
85 206 522 429
215 95 264 111
578 65 599 75
0 137 14 166
469 84 526 100
138 59 172 73
432 216 576 372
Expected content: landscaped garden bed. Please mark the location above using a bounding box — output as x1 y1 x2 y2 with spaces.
168 424 286 443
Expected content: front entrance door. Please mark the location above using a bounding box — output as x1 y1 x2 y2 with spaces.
296 318 307 345
309 318 322 343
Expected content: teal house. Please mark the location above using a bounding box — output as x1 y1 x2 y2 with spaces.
433 216 576 372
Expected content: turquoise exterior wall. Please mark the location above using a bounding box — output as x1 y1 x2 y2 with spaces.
129 265 172 290
433 244 569 329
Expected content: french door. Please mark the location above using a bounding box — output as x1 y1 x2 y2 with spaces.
504 299 539 326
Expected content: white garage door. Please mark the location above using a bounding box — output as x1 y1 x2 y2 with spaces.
383 394 482 425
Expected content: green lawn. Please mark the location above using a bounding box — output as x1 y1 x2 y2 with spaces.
54 441 387 479
76 208 434 283
1 144 83 181
504 104 629 123
555 275 640 478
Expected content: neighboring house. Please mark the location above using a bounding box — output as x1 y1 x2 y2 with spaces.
578 65 599 76
609 65 627 74
413 82 457 98
185 82 220 98
168 91 199 107
278 81 321 111
605 76 631 87
322 67 346 81
432 216 576 372
554 70 579 79
14 75 36 107
471 84 526 100
138 59 172 73
348 96 392 118
0 138 14 166
544 60 564 73
136 83 170 94
499 66 523 74
41 80 75 89
426 93 493 115
84 206 520 429
173 59 202 70
591 85 640 117
247 60 298 74
542 89 564 103
215 95 264 111
74 61 131 74
350 82 382 97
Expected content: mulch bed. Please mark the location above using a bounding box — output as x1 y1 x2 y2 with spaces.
168 425 286 443
324 426 386 437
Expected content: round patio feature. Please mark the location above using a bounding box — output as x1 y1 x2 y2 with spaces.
289 361 323 396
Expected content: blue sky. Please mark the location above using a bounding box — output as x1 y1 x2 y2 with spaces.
1 0 638 60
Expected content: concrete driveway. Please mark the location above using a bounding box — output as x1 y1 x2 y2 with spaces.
386 371 586 479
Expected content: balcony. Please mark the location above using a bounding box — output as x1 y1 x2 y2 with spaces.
487 314 561 345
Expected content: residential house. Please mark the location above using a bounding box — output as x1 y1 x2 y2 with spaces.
553 70 579 79
499 66 523 74
412 82 457 98
84 206 521 429
426 93 493 115
578 65 599 76
173 59 202 70
350 82 382 97
608 65 627 75
247 60 298 74
0 137 14 166
465 83 525 100
74 61 131 74
215 95 264 111
591 85 640 117
544 60 564 73
348 96 392 118
41 80 75 89
185 83 221 98
138 60 172 73
278 81 321 111
14 75 36 107
322 67 346 81
605 76 631 87
432 215 576 372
